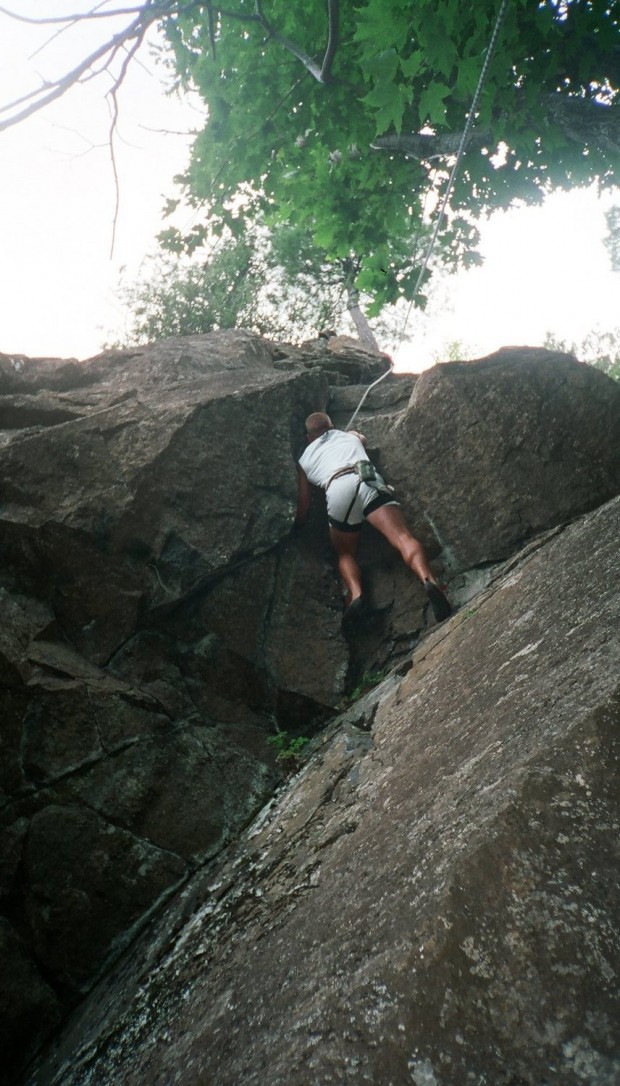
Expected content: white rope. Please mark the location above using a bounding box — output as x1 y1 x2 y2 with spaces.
345 0 510 431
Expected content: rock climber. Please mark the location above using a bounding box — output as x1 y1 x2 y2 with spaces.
295 412 452 628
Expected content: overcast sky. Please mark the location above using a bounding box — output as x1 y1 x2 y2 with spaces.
0 3 618 370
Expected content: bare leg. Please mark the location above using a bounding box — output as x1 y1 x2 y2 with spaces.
328 525 363 605
366 504 451 621
365 504 436 584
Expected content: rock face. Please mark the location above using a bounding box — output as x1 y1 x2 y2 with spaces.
381 347 620 569
0 335 619 1083
26 496 620 1086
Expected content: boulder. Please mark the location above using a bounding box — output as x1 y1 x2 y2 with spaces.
0 331 328 664
60 722 280 865
0 628 284 989
381 348 620 569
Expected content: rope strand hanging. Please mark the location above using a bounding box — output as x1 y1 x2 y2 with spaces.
345 0 510 431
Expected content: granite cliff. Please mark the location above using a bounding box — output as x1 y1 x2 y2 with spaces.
1 333 619 1084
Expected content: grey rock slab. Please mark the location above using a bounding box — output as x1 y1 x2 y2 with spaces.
4 336 620 1084
27 496 620 1086
381 349 620 570
0 332 327 665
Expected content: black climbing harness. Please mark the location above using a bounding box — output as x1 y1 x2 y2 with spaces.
341 460 393 525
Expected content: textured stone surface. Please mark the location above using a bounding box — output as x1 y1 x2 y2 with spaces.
1 337 620 1084
22 805 187 990
0 918 61 1075
0 332 329 664
381 348 620 570
26 496 620 1086
0 332 380 1081
61 722 279 864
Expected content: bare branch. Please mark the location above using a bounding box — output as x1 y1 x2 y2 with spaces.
138 123 200 134
0 8 148 130
106 29 148 257
28 2 114 62
107 88 122 259
0 0 340 137
0 3 149 25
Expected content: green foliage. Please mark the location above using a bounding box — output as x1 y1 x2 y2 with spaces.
159 0 619 313
112 220 387 344
543 328 620 381
594 355 620 382
345 669 388 705
112 235 255 344
434 338 475 363
267 731 310 763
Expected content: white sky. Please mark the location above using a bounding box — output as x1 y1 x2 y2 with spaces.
0 4 618 369
396 186 619 369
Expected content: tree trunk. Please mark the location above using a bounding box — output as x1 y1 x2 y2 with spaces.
346 285 379 350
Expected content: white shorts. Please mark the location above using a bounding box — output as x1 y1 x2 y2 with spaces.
327 475 399 532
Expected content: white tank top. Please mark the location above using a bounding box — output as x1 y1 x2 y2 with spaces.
299 429 368 489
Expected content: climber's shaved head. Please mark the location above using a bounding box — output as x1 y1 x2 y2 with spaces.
305 412 333 438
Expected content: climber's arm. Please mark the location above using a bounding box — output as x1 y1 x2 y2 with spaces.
294 467 312 527
349 430 367 447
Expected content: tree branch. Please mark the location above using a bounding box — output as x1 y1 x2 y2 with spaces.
371 129 489 161
206 1 216 60
546 93 620 155
254 0 339 85
28 2 114 64
0 0 340 136
254 0 323 82
0 3 150 25
0 1 198 131
0 1 212 133
217 6 261 22
346 283 379 350
372 94 620 162
0 9 149 131
320 0 339 83
106 30 148 256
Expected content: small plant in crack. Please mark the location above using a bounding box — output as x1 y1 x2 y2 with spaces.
462 607 478 619
267 730 310 765
344 669 387 705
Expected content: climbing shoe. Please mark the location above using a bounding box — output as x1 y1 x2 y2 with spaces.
424 581 452 623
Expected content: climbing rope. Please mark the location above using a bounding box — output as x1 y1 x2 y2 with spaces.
345 0 510 431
